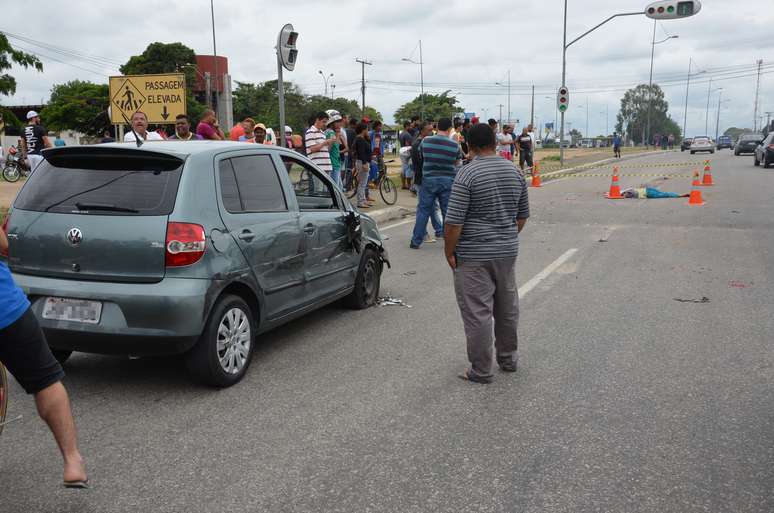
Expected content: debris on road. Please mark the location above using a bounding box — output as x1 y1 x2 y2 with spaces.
672 296 710 304
377 296 413 308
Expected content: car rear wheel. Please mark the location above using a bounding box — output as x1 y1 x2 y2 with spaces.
690 151 695 155
734 150 739 156
186 294 255 387
346 248 382 309
764 156 771 169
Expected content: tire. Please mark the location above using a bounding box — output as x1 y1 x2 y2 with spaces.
186 295 256 387
345 247 382 309
764 157 771 169
711 150 715 154
690 151 695 155
734 150 739 156
2 165 20 183
681 148 685 152
379 176 398 205
51 349 73 365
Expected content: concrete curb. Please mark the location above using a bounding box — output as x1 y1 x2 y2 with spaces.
539 150 678 179
366 205 416 226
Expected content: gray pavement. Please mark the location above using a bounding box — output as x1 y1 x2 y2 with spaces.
1 150 773 512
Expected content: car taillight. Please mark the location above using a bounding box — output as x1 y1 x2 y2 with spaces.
1 213 9 258
165 222 206 267
768 144 774 150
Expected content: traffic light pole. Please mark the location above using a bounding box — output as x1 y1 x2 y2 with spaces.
277 55 286 148
560 5 646 167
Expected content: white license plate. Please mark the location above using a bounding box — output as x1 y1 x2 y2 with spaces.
42 297 102 324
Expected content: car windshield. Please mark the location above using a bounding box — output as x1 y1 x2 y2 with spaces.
14 155 183 216
740 135 761 141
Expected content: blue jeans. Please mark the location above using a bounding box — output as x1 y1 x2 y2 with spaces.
411 177 452 247
330 166 342 190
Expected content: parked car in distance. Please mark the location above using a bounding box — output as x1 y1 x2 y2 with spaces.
753 133 774 168
690 136 714 154
716 135 733 150
680 138 693 151
735 134 763 155
3 142 390 387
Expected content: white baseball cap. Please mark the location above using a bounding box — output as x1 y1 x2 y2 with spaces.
26 110 39 120
284 125 292 133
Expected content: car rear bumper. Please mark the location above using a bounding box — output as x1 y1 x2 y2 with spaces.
13 273 212 355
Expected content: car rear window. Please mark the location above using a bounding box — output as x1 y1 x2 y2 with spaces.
740 135 761 141
14 153 183 216
693 138 709 143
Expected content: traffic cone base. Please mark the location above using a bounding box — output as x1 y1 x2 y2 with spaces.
606 167 622 199
687 189 705 205
530 163 542 187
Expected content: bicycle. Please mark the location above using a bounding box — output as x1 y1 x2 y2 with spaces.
346 157 398 206
2 147 32 183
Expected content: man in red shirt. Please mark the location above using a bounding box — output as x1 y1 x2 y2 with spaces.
196 110 224 140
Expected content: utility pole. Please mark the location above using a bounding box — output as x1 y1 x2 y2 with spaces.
210 0 219 119
714 90 723 141
204 72 212 109
498 104 504 128
419 40 425 121
753 59 763 131
682 58 693 138
356 58 372 117
530 84 535 127
508 70 511 125
705 77 713 135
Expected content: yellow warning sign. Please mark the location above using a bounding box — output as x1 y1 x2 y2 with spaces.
109 73 186 124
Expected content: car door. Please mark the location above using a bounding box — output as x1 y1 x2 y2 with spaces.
278 154 359 303
216 153 306 320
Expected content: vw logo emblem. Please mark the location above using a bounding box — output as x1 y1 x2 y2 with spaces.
66 228 83 246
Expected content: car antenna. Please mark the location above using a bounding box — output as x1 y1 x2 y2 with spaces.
119 109 143 148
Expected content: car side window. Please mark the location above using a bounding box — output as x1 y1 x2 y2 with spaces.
280 156 338 211
219 155 287 213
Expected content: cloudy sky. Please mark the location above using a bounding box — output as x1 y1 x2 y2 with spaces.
2 0 773 136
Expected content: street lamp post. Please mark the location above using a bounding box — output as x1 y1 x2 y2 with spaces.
495 70 511 125
318 70 333 97
401 40 425 121
646 24 679 146
714 91 728 141
705 79 721 135
682 58 705 139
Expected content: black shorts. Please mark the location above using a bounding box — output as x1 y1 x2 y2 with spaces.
0 308 64 394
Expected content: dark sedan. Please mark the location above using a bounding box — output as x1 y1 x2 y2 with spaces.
753 133 774 168
735 134 763 155
680 138 693 151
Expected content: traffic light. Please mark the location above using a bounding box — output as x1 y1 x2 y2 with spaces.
557 86 569 113
645 1 702 19
277 23 299 72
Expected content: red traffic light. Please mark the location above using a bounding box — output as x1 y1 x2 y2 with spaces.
286 31 298 46
559 98 566 103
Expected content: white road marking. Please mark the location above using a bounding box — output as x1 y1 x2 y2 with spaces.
380 218 415 231
518 248 578 297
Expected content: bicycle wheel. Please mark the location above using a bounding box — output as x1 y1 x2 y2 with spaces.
2 164 20 183
380 176 398 205
0 363 8 438
347 175 358 200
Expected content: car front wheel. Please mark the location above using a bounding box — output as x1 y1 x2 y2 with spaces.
186 294 256 387
346 248 383 309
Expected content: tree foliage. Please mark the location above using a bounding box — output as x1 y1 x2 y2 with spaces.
394 91 462 123
41 81 110 137
232 80 380 132
0 33 43 97
121 42 205 121
614 84 681 144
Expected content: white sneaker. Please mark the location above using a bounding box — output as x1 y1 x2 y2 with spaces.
424 234 437 243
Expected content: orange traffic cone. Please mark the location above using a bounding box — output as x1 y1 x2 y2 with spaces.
700 159 714 186
688 170 705 206
531 162 542 187
605 166 622 199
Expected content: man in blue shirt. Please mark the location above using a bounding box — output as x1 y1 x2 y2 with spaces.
613 132 622 158
410 117 461 249
0 229 88 488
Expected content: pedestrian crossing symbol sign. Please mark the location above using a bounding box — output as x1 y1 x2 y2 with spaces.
111 79 146 121
109 73 186 124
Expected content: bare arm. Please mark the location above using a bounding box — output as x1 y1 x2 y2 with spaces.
0 228 8 254
43 136 53 149
444 224 463 270
517 218 527 233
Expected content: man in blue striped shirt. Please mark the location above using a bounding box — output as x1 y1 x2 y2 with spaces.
410 117 461 249
444 123 530 384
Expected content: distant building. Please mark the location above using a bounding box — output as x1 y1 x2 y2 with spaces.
192 55 233 130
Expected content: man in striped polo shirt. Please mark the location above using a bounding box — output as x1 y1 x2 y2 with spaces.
305 112 336 176
410 117 461 249
444 123 530 384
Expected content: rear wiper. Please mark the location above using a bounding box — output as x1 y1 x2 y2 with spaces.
74 202 139 213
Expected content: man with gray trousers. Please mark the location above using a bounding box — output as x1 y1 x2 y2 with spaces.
444 123 530 384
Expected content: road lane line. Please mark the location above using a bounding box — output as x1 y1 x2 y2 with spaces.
381 218 415 230
519 248 578 297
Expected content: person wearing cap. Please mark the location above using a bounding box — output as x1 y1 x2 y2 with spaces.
283 126 293 148
124 111 164 142
22 110 51 171
240 123 267 144
324 110 344 189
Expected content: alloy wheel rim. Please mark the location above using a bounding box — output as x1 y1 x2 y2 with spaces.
216 308 251 375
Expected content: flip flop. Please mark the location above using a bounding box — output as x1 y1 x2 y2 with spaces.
63 479 89 489
457 369 492 384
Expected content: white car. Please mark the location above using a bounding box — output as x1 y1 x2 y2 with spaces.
690 136 715 154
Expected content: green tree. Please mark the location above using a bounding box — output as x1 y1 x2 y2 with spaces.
723 127 752 140
569 128 583 142
41 81 110 137
362 106 382 122
394 91 462 122
615 84 680 144
0 33 42 97
121 42 204 121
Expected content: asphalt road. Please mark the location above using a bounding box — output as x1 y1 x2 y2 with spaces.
1 149 772 512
